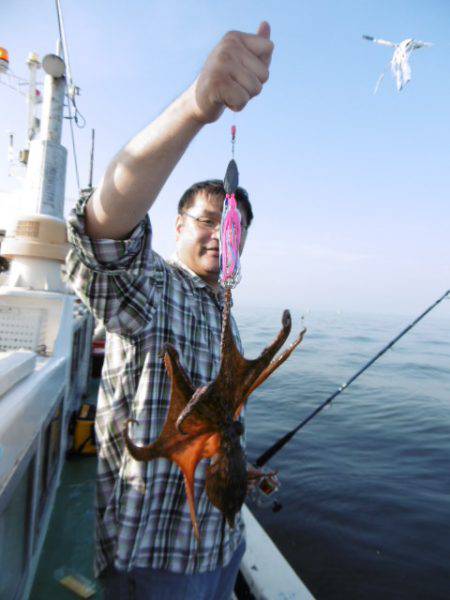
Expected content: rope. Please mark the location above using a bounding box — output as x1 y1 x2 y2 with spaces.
0 69 32 96
255 288 450 467
67 98 81 191
0 77 26 96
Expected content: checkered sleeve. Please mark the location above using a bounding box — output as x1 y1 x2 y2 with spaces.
65 193 164 337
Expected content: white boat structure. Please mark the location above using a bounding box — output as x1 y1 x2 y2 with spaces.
0 46 94 600
0 35 314 600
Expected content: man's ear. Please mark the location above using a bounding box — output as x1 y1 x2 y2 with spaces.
175 214 183 240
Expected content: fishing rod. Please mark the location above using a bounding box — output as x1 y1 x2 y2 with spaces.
254 288 450 469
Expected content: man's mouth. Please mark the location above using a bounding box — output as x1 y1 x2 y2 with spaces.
204 247 219 255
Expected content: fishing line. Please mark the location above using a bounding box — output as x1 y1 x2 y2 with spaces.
254 288 450 468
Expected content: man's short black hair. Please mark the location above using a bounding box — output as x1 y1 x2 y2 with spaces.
178 179 253 227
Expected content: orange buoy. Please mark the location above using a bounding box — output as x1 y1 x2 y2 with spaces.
0 47 9 73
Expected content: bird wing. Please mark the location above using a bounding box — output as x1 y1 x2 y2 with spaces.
363 35 396 47
412 40 433 49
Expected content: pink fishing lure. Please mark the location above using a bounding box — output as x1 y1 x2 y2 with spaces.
219 126 242 288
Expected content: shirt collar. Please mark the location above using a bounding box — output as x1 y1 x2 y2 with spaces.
168 252 226 303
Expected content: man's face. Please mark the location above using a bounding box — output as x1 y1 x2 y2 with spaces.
175 192 248 287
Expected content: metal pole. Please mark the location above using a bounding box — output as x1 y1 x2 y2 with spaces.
23 54 67 218
88 129 95 189
40 69 65 144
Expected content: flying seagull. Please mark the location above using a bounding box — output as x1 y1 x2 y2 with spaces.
363 35 432 93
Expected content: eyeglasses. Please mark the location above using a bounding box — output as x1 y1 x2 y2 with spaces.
182 211 248 232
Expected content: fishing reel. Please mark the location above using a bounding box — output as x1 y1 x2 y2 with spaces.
247 464 283 513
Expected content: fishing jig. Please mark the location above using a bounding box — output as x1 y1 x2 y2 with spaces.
219 125 242 288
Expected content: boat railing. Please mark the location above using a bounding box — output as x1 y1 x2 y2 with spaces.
0 287 94 599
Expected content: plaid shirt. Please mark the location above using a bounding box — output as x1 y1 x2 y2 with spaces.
66 195 245 577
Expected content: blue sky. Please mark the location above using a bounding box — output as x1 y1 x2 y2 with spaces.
1 1 450 316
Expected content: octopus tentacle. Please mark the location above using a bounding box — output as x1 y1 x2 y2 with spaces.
227 309 296 412
124 419 159 461
163 343 195 400
243 327 306 402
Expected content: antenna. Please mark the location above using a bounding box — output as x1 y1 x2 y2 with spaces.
88 129 95 189
7 131 14 167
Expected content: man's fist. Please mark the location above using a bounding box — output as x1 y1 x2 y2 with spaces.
190 21 274 124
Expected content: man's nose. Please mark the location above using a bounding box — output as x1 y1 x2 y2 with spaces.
210 226 220 239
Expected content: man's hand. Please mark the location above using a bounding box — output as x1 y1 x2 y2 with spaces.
190 21 274 124
85 23 273 240
246 463 280 496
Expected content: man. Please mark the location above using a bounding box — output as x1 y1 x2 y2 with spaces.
66 21 274 599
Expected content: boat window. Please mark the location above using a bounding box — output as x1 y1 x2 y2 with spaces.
70 326 82 385
0 459 34 599
37 398 63 527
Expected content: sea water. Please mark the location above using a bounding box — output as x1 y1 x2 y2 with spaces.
235 305 450 600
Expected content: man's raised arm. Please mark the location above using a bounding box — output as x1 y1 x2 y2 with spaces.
85 21 274 240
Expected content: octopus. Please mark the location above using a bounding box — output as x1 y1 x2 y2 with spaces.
124 288 305 539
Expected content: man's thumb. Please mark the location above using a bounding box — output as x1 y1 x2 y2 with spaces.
257 21 271 39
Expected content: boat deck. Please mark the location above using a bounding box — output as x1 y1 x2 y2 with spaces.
30 455 98 598
30 379 100 599
30 375 313 599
